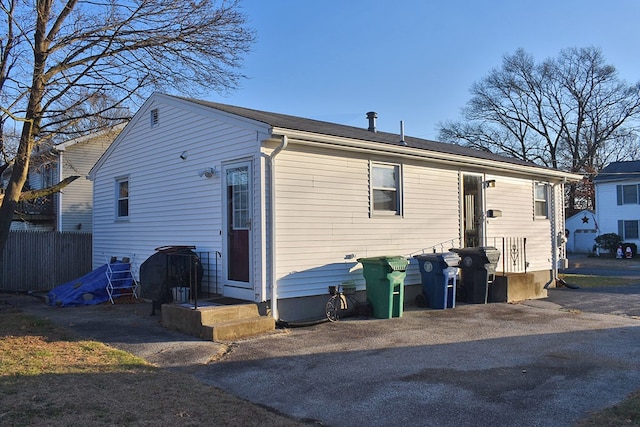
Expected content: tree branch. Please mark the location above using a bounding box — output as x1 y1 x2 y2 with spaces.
0 175 79 203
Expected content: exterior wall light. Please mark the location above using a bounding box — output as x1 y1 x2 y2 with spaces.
199 167 217 178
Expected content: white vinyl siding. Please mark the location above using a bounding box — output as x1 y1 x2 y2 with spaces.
92 97 269 296
596 180 640 247
59 131 117 232
272 145 461 298
485 176 556 272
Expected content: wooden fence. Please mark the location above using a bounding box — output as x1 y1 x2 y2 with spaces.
1 231 92 292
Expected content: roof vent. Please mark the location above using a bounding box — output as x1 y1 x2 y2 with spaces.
366 111 377 132
150 108 159 128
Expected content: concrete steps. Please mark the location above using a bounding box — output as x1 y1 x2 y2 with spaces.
161 303 275 341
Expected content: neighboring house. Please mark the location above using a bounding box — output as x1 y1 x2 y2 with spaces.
565 209 598 253
89 93 582 322
7 125 123 232
594 160 640 248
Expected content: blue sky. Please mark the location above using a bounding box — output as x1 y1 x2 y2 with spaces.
209 0 640 140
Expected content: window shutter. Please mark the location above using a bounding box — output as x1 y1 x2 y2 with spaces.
618 220 624 238
616 185 623 205
637 184 640 204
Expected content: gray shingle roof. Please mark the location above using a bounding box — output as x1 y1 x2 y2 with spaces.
175 95 548 170
594 160 640 182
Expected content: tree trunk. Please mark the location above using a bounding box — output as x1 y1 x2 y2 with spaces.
0 123 33 263
0 0 49 263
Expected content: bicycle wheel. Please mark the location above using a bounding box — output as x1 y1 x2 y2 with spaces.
326 295 341 322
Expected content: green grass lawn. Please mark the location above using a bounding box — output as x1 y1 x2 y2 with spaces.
0 307 306 426
558 274 640 288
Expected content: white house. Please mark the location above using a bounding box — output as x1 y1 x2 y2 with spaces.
594 160 640 248
7 125 123 232
89 93 582 322
565 209 598 253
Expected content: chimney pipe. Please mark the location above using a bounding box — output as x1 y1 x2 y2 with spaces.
366 111 377 132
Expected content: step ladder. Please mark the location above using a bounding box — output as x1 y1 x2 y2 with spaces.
106 256 139 304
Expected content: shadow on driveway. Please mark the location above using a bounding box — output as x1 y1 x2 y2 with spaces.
4 253 640 427
195 303 640 427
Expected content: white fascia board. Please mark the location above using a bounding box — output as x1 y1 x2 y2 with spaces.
271 127 584 183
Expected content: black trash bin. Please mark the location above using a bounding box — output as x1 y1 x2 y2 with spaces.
413 252 460 309
450 247 500 304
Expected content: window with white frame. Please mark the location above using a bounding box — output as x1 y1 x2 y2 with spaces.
616 184 640 205
116 177 129 219
534 182 549 218
371 162 401 215
618 220 639 240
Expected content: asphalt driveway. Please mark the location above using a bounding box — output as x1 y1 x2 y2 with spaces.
6 255 640 427
194 300 640 427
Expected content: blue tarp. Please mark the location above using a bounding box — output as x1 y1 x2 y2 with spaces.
47 261 134 307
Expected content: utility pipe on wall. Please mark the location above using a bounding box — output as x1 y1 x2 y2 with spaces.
547 179 566 288
269 135 288 320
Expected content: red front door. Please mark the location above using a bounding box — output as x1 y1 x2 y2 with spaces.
226 163 251 284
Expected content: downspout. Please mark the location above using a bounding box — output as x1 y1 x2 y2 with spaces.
55 151 63 232
482 174 488 247
546 179 566 288
551 182 559 285
269 135 288 320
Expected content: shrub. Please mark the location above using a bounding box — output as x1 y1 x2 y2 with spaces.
595 233 623 254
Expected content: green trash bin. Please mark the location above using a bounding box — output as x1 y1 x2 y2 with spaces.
358 256 408 319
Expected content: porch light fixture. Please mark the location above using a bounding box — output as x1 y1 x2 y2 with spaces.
484 179 496 188
199 167 217 178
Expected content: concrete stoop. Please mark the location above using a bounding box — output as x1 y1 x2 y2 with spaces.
492 270 549 302
161 303 275 341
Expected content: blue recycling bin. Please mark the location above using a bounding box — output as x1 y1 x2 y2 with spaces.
414 252 460 309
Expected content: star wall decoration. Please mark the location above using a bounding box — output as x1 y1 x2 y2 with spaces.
582 215 589 223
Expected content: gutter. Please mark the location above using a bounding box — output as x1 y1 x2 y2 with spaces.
269 135 288 320
272 128 583 183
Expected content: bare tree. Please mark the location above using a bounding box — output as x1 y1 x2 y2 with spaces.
438 47 640 211
0 0 255 260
